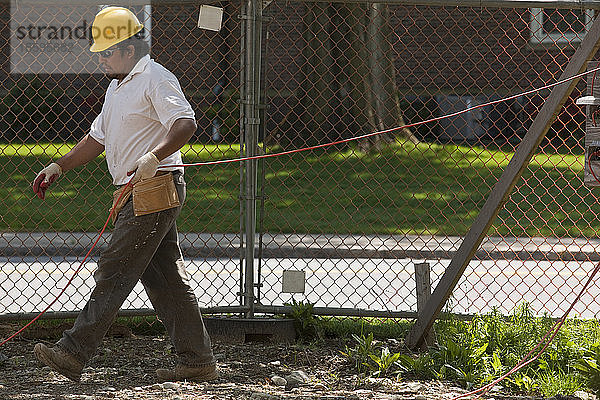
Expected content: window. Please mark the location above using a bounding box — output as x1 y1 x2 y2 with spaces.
530 8 593 44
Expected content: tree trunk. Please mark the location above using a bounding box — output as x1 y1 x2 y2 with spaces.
363 3 419 150
291 2 417 149
346 3 377 145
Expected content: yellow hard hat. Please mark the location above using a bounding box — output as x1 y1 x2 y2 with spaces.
90 6 144 52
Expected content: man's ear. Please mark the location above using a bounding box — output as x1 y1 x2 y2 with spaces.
125 44 135 59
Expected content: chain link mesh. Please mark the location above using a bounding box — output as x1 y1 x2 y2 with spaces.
260 2 599 319
0 2 598 323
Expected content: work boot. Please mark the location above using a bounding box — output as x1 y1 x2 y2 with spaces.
34 343 83 382
156 363 219 382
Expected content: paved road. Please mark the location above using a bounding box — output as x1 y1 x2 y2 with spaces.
4 232 600 260
1 256 599 319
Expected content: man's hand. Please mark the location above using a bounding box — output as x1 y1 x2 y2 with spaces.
127 152 160 185
32 162 62 200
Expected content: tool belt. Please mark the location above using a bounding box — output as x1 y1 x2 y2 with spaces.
110 172 180 224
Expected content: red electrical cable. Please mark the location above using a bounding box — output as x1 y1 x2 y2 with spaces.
161 64 600 170
589 151 600 184
449 262 600 400
0 181 133 347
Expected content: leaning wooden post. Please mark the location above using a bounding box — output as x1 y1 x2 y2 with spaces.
405 15 600 350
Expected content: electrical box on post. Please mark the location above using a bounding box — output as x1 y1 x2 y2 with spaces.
577 62 600 187
282 270 305 294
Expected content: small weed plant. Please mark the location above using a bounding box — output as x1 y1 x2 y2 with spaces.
340 331 379 374
368 346 401 377
285 299 323 341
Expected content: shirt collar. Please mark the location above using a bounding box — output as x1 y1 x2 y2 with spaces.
116 54 151 87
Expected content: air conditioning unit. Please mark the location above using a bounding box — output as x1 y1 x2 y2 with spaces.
434 94 527 143
435 95 485 141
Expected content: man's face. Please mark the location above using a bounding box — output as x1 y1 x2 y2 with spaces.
98 45 135 79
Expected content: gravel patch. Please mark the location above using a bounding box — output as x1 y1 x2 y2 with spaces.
0 325 588 400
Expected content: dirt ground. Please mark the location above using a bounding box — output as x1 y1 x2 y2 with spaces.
0 324 571 400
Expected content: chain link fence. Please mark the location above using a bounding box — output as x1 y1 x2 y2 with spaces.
258 2 600 319
1 1 599 324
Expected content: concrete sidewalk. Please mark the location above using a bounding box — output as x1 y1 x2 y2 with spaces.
1 232 600 260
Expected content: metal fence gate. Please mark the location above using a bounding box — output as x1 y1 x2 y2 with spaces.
1 0 600 324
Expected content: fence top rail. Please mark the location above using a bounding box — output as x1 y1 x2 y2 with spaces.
5 0 600 9
290 0 600 8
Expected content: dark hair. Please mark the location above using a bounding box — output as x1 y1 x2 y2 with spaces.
120 34 150 60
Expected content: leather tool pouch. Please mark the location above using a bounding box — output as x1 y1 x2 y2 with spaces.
111 184 133 224
132 173 180 217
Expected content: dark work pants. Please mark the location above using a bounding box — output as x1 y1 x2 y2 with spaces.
58 172 215 368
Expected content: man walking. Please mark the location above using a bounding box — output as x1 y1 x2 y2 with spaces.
31 6 217 382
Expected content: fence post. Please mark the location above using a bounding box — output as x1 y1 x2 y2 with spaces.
414 262 430 313
240 0 263 318
414 262 435 348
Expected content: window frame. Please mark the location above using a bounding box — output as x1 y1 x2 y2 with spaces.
530 7 594 44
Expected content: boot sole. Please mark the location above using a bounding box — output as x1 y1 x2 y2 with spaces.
34 344 81 382
187 370 219 382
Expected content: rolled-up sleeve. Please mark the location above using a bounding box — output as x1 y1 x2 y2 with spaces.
150 78 195 132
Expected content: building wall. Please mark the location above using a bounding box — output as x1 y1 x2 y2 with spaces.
0 2 586 143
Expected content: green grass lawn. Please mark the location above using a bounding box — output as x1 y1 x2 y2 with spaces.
1 140 598 237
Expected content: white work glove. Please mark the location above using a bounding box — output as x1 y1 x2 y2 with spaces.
127 152 160 185
32 162 62 200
